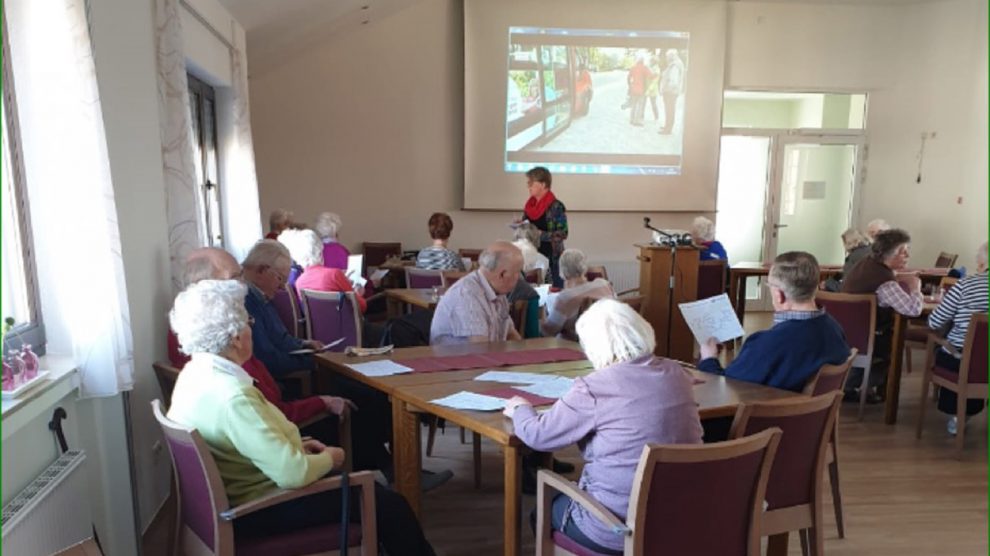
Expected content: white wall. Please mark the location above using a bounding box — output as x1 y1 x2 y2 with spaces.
249 0 986 274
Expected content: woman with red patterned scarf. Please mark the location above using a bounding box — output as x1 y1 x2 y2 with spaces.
522 166 568 288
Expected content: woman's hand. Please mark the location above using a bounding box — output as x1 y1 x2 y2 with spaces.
302 438 327 454
304 339 325 351
327 447 347 470
699 337 720 360
321 396 358 416
502 395 532 418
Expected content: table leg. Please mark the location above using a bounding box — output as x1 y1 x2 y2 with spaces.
885 313 907 425
473 432 482 490
504 444 522 556
391 398 421 516
386 296 402 319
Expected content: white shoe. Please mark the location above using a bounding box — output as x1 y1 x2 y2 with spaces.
947 416 958 436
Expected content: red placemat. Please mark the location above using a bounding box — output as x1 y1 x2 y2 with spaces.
483 387 557 406
402 348 586 373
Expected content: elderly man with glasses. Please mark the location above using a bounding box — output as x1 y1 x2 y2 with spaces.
242 239 325 378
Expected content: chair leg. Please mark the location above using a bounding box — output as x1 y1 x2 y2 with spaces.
473 432 482 489
857 365 871 421
916 370 932 439
828 450 845 538
955 389 967 455
426 416 438 457
904 345 913 374
460 427 466 444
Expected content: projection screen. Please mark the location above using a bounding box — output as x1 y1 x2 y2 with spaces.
464 0 726 211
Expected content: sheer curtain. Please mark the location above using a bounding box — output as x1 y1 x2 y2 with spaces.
5 0 134 396
155 0 207 293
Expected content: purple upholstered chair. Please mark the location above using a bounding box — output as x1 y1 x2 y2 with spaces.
730 393 843 556
801 350 857 539
299 290 363 351
815 291 877 420
272 288 303 338
535 428 782 556
917 313 989 454
404 267 444 289
151 399 377 556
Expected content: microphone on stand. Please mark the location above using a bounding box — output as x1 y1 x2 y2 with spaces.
643 217 693 246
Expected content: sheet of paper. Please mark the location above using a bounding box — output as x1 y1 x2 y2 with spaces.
346 254 364 279
518 377 575 399
289 337 345 355
474 370 565 384
346 360 413 377
369 268 389 282
534 284 552 308
677 293 745 343
430 391 505 411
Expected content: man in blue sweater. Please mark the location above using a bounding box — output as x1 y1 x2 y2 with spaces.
698 251 850 392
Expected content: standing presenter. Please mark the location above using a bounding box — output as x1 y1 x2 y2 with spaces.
522 166 568 288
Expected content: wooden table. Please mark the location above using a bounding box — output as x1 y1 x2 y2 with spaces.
316 339 797 555
385 288 439 317
884 300 938 424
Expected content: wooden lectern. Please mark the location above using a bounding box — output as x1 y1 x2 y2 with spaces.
636 244 700 362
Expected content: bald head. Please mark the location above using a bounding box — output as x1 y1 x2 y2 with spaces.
183 248 241 287
479 241 524 295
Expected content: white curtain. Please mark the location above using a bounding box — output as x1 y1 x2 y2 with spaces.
155 0 208 293
218 30 264 263
5 0 135 396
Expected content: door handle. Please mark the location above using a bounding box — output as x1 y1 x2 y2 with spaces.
773 223 789 229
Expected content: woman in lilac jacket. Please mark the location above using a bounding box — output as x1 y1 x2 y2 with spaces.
504 299 703 554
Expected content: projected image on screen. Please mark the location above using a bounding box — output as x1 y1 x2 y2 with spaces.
505 27 689 176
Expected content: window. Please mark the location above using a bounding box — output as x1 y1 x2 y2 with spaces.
188 73 223 246
1 26 44 352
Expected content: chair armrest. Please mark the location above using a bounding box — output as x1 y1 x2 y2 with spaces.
927 334 961 358
616 288 640 298
282 370 313 397
365 292 387 303
537 470 630 535
220 470 376 521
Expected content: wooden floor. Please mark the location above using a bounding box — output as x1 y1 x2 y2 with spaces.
143 313 988 555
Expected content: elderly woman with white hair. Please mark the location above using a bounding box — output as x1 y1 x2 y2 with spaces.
691 216 728 261
542 249 614 338
167 280 436 554
865 218 891 241
927 241 989 433
280 228 367 313
512 221 550 275
315 211 350 270
265 208 294 240
504 299 703 554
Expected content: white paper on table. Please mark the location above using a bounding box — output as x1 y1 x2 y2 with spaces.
677 293 745 343
289 337 345 355
534 284 552 308
345 255 368 287
430 391 506 411
347 360 413 377
369 268 389 282
474 370 565 384
544 291 560 315
518 377 575 399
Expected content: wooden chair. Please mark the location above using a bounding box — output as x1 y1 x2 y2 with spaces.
535 428 782 555
816 291 877 420
299 290 363 350
510 299 530 337
153 361 181 408
458 248 482 262
362 242 401 276
698 259 728 299
730 393 842 556
934 251 958 268
524 268 545 285
939 276 959 290
404 267 444 289
916 313 989 453
441 270 467 288
271 288 304 338
151 400 377 556
801 350 857 540
585 265 608 282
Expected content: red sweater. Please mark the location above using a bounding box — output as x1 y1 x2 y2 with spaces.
167 331 326 425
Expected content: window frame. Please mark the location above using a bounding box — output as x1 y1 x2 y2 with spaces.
187 72 224 247
1 12 46 354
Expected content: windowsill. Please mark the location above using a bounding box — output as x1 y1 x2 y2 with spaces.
1 355 79 440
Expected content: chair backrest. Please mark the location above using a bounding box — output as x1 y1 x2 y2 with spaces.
405 267 444 289
730 393 842 513
153 361 182 408
934 251 958 268
939 276 959 291
626 428 782 556
510 299 529 337
523 268 544 285
620 294 645 315
815 291 877 364
362 242 402 275
299 289 363 350
802 349 858 396
458 248 482 262
151 399 232 556
698 259 727 299
441 270 467 288
271 288 302 338
585 265 608 282
959 313 989 385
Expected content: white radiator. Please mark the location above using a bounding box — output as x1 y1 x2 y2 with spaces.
598 260 640 293
2 450 92 556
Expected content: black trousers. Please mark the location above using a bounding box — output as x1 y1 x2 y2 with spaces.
539 241 563 288
233 482 435 556
935 348 986 417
